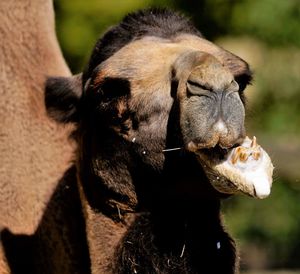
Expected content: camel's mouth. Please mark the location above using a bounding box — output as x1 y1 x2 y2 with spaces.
193 137 274 199
199 144 235 162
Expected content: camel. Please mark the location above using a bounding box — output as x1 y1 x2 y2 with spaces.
46 9 273 274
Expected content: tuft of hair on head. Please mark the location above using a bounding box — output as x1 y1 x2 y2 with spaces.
82 8 202 85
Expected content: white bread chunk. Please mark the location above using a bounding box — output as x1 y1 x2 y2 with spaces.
197 136 274 199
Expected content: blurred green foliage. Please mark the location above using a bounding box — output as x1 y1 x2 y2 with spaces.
223 180 300 268
54 0 300 270
250 47 300 136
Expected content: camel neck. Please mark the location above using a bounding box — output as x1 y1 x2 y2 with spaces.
113 202 238 274
79 180 237 274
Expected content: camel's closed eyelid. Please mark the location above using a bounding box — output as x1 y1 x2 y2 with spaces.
186 81 212 97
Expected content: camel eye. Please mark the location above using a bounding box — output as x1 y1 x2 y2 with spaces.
186 80 211 97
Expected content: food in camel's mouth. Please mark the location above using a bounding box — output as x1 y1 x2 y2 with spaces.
195 136 274 199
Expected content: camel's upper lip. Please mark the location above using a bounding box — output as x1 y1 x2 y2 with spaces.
186 136 242 155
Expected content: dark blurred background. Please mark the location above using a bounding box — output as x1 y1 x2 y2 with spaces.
53 0 300 272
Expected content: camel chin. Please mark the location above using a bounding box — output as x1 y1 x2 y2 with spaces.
196 136 274 199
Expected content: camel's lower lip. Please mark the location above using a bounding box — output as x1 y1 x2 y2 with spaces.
192 146 240 195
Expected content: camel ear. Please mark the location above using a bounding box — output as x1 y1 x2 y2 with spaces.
45 73 82 123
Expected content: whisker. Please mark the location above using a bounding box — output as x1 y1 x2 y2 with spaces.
180 243 186 258
162 147 182 152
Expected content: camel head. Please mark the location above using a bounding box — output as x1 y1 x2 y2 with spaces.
45 9 273 212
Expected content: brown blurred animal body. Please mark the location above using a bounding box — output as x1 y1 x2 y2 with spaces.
0 0 81 273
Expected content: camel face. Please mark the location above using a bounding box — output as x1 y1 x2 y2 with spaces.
87 41 246 151
46 10 253 207
78 35 251 200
